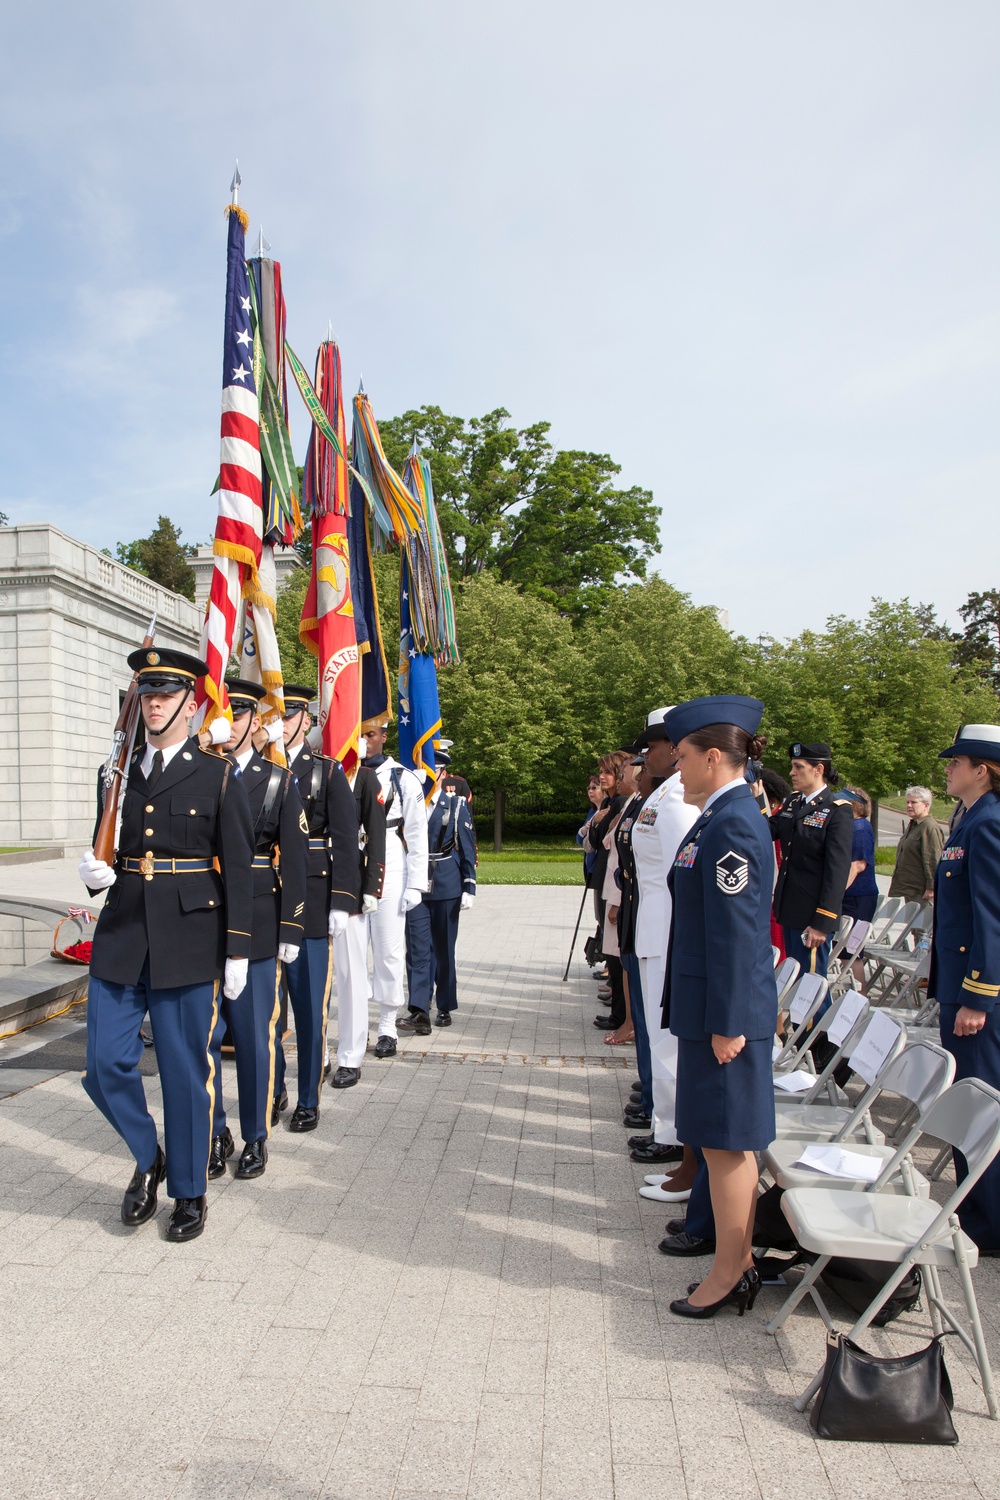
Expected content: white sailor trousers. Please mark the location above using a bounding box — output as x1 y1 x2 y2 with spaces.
333 913 372 1068
638 953 679 1145
367 869 406 1038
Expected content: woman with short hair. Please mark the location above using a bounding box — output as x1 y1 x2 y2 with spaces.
889 785 945 904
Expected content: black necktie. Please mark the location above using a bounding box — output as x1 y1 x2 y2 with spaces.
147 750 164 791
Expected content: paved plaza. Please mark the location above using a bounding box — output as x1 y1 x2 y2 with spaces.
1 880 999 1499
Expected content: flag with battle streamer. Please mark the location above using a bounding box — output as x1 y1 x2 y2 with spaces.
298 342 362 775
194 195 263 731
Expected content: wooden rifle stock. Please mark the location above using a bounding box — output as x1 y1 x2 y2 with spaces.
93 616 156 866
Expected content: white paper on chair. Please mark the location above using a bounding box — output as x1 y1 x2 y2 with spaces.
849 1012 903 1087
772 1042 783 1062
793 1143 882 1182
845 920 871 955
827 990 868 1048
773 1069 815 1093
789 978 821 1024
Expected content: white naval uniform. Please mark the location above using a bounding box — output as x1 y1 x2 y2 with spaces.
632 773 698 1145
365 756 429 1039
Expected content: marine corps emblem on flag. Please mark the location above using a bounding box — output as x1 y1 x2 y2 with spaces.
716 850 749 895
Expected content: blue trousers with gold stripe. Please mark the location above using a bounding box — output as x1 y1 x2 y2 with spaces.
83 961 219 1200
208 957 280 1145
276 936 332 1109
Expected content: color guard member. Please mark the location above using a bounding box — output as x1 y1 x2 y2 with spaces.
329 751 387 1086
206 679 308 1179
79 648 254 1242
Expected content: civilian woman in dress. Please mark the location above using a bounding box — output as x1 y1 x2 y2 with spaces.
659 696 776 1318
840 785 879 925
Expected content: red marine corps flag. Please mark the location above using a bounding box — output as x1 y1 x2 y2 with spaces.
298 340 362 774
194 167 264 731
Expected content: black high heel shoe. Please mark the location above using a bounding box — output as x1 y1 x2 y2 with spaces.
672 1267 761 1319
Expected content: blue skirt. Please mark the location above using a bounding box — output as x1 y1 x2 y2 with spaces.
675 1035 776 1151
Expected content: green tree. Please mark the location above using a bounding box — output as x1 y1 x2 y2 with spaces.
114 515 196 600
379 406 659 620
954 589 1000 691
273 564 317 686
434 574 584 847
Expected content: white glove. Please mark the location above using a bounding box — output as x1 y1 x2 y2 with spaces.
207 717 232 746
361 893 379 915
223 957 248 999
461 893 475 912
265 718 284 745
329 909 349 939
79 851 116 889
402 887 424 913
277 943 300 965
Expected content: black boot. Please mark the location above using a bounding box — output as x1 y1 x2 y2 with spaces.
121 1145 166 1227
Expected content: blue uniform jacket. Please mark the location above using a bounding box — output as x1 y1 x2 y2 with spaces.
426 793 477 903
662 782 777 1040
929 790 1000 1012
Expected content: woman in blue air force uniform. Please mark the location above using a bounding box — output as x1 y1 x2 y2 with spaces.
660 696 777 1319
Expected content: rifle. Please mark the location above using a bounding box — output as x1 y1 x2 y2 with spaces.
93 613 157 866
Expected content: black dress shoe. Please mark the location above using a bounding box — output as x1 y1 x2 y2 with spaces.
629 1085 643 1099
139 1028 154 1049
397 1009 431 1036
236 1139 267 1179
374 1035 397 1059
623 1112 652 1129
593 1016 615 1030
208 1127 234 1180
331 1066 360 1088
435 1011 452 1027
289 1105 319 1132
629 1141 684 1164
622 1103 649 1121
271 1089 288 1127
666 1218 686 1234
671 1269 759 1318
657 1230 716 1257
628 1132 655 1149
121 1145 166 1227
167 1196 207 1243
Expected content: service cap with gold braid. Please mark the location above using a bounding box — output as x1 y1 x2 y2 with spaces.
282 684 316 716
224 677 267 714
127 647 209 695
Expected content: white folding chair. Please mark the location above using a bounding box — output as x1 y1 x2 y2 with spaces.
828 918 873 998
824 914 857 980
773 1010 907 1142
774 984 864 1081
774 955 801 1012
772 972 829 1070
764 1077 1000 1420
763 1039 955 1196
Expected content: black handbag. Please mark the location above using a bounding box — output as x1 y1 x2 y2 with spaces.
583 932 603 967
819 1257 922 1327
810 1330 958 1444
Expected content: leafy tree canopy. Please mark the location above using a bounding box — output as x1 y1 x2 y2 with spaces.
113 515 197 601
378 406 659 621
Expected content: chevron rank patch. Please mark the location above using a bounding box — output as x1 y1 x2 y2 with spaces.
716 850 749 895
299 811 309 835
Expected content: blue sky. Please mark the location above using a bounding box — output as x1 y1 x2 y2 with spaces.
0 2 996 639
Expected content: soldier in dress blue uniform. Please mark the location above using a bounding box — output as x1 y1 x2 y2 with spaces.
656 696 776 1318
79 648 255 1243
930 723 1000 1255
400 752 477 1033
771 742 854 980
276 685 359 1131
206 680 309 1180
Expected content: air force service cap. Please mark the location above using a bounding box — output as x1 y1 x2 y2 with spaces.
664 695 764 745
939 724 1000 762
224 677 267 715
128 647 208 695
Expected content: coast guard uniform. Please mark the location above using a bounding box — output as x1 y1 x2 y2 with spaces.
279 685 360 1127
208 685 308 1173
362 750 429 1050
404 784 477 1021
82 647 254 1239
930 724 1000 1254
330 765 387 1081
771 751 853 978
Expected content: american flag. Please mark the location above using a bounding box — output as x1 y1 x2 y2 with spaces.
194 202 264 729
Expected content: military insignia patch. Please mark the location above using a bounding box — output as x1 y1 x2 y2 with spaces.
674 841 698 869
802 808 830 828
637 805 658 827
299 811 309 835
146 651 160 666
716 850 749 894
941 846 965 861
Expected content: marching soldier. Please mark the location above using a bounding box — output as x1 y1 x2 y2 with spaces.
400 751 477 1032
330 749 388 1086
361 722 429 1058
79 647 254 1243
277 684 359 1131
206 679 308 1180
